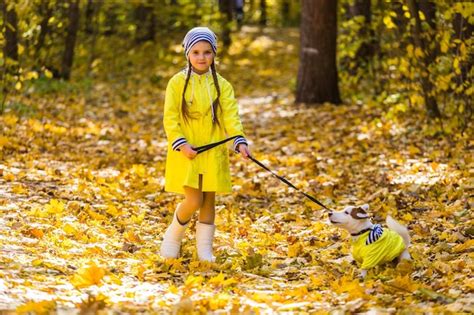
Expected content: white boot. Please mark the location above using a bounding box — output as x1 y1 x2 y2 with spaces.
160 207 189 259
196 222 216 262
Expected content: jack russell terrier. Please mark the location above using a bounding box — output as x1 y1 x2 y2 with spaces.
328 204 411 278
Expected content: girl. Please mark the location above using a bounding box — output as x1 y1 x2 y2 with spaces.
160 27 250 262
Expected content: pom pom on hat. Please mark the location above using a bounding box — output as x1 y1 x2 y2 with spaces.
182 27 218 58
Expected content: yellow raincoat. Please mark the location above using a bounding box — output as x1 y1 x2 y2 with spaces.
351 228 406 269
163 70 246 194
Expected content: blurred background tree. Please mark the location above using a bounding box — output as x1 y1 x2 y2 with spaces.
0 0 471 132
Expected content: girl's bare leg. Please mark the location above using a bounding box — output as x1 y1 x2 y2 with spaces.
199 191 215 224
177 176 204 224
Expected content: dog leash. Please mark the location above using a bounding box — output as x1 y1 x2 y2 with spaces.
193 136 332 211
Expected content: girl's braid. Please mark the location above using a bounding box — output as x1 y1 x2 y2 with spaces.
181 62 193 121
210 61 221 125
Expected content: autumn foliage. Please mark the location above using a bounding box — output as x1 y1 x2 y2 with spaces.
1 1 473 314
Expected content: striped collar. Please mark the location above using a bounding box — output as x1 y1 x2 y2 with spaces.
351 227 372 237
351 224 384 245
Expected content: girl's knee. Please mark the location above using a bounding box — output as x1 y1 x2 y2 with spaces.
183 196 203 211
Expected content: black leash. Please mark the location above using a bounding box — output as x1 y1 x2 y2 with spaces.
194 135 240 154
193 136 332 211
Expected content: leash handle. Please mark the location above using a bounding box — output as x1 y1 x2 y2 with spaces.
194 135 240 154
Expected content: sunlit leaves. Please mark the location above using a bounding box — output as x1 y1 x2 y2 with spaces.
16 300 56 315
71 262 106 289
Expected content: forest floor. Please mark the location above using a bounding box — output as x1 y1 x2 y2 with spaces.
0 26 472 314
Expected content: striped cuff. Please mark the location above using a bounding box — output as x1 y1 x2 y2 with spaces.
172 138 187 151
233 136 248 153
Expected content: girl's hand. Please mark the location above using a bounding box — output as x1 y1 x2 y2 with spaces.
181 144 197 160
238 144 251 160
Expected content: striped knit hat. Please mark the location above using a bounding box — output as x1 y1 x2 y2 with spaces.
182 27 218 58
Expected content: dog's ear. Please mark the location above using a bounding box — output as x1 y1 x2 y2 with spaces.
350 207 369 220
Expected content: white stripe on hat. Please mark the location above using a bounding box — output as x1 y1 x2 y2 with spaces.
183 27 218 58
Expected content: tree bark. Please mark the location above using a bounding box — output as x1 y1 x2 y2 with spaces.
260 0 267 26
219 0 234 48
296 0 341 104
60 0 80 80
35 0 53 60
134 1 156 43
281 0 290 26
1 0 19 62
406 0 441 118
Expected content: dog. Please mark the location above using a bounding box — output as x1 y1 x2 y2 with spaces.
328 204 411 278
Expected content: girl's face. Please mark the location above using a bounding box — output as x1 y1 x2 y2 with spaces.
188 41 214 74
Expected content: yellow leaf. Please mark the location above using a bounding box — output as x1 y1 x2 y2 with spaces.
44 69 53 78
16 300 56 314
383 16 396 29
0 136 8 148
15 81 22 90
452 239 474 253
331 276 366 299
209 292 230 310
124 230 141 243
25 71 39 80
414 47 424 58
3 114 18 126
62 223 78 235
208 273 226 285
45 199 65 214
402 213 413 221
134 264 146 280
406 44 414 57
408 145 420 155
71 262 106 288
288 241 303 258
132 164 146 177
28 228 44 239
3 173 15 181
388 275 419 292
453 58 461 74
184 275 204 288
12 184 27 194
310 274 326 287
131 213 145 224
106 204 121 216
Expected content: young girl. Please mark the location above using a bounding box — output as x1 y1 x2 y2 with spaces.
160 27 250 262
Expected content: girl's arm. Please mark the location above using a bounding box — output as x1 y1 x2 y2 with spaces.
220 80 250 158
163 78 193 155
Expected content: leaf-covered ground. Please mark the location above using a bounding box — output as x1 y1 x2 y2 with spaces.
0 27 472 314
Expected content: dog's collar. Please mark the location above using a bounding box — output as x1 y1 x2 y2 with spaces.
351 227 372 237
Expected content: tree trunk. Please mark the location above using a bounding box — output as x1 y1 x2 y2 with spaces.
85 0 98 34
281 0 290 26
260 0 267 26
35 0 53 59
85 0 101 75
134 1 156 43
219 0 234 48
296 0 341 104
1 0 19 62
60 0 80 80
406 0 441 118
453 6 473 85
